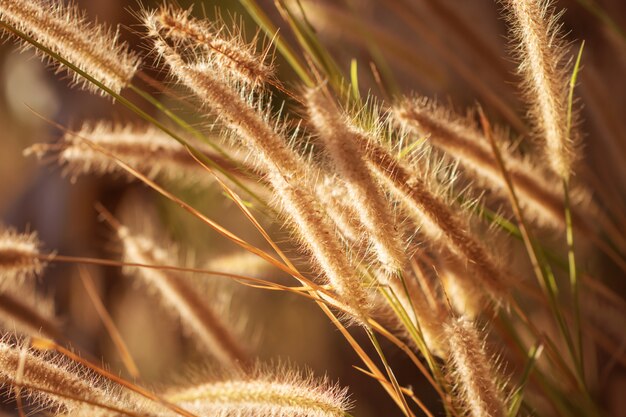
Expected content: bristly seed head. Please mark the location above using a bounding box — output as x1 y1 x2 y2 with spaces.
0 228 44 286
444 317 507 417
146 25 373 323
502 0 578 180
0 0 141 94
305 87 405 276
114 215 251 370
24 121 212 185
0 337 163 416
394 96 592 231
165 366 352 417
143 4 274 88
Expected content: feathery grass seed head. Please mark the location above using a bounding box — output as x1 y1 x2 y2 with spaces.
0 228 44 286
166 366 352 417
115 218 250 370
25 121 211 185
0 337 157 416
394 97 592 230
502 0 578 179
444 318 506 417
148 27 372 322
306 88 405 275
143 4 274 88
0 0 140 94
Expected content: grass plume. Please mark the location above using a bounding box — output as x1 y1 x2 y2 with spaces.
0 0 140 94
0 228 44 286
502 0 578 180
166 366 351 417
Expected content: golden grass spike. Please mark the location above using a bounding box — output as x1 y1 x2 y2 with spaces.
444 318 506 417
166 366 351 417
0 227 44 286
356 129 509 305
0 0 140 94
315 176 362 244
388 276 447 357
146 26 372 322
144 4 274 88
24 121 214 185
394 97 592 231
0 280 59 340
503 0 577 180
306 87 405 276
0 337 162 417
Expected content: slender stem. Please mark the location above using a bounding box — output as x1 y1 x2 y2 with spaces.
478 108 585 391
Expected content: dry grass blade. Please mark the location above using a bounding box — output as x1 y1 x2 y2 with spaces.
78 266 140 379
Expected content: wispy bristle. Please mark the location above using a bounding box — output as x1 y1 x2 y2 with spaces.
0 0 140 94
146 27 372 322
143 5 274 88
25 121 211 185
394 96 591 231
444 318 506 417
357 127 509 304
502 0 578 179
166 366 351 417
306 88 405 275
0 337 158 416
0 228 44 286
315 176 362 244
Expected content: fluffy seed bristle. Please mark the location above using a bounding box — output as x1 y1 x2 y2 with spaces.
315 176 362 244
144 5 274 87
444 318 506 417
306 88 405 275
394 97 591 230
356 131 509 304
502 0 577 179
0 337 155 416
0 0 140 94
166 367 351 417
0 228 44 286
25 121 211 185
147 26 372 322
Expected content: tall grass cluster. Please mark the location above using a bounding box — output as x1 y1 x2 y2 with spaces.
0 0 625 416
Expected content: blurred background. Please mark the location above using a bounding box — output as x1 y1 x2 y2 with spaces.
0 0 625 416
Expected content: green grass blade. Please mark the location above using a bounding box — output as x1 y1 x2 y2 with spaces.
508 343 543 417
